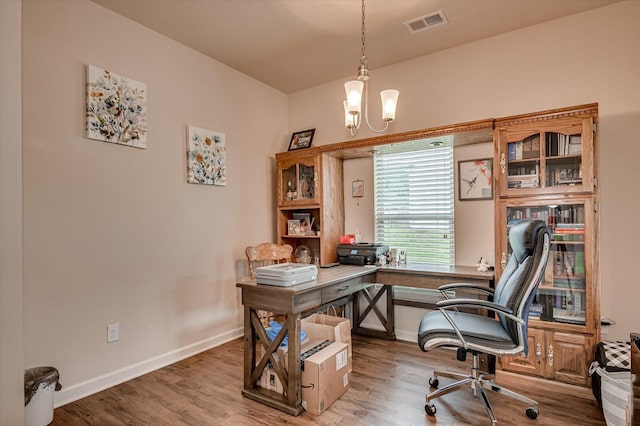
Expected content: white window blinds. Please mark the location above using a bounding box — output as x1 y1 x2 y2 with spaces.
374 146 455 265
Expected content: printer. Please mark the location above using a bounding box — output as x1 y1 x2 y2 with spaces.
337 243 389 266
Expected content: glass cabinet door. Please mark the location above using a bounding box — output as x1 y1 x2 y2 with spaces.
496 115 594 197
278 155 318 206
503 200 591 328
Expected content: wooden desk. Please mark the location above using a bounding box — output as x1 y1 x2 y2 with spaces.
355 263 495 340
236 263 494 415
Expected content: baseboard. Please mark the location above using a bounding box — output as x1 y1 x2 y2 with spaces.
54 327 243 407
359 318 418 344
395 328 418 343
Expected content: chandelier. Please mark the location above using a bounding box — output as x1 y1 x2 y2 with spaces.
343 0 399 137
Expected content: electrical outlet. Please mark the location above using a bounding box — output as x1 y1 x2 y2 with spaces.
107 323 119 343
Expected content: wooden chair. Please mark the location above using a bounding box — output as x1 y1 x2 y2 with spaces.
245 242 293 326
245 242 293 279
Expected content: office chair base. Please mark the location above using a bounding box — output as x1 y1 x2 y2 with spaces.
425 356 538 424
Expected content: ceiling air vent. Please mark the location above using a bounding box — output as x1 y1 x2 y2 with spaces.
404 10 448 34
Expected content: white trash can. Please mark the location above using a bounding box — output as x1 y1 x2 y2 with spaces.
24 367 61 426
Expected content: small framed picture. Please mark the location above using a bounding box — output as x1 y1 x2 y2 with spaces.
458 158 493 201
292 213 311 228
287 219 301 236
288 129 315 151
352 180 364 198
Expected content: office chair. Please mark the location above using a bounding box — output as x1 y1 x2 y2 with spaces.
418 220 550 424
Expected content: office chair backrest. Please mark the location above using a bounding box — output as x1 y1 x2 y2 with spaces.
493 220 550 354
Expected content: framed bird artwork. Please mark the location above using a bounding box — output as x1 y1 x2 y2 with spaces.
458 158 493 201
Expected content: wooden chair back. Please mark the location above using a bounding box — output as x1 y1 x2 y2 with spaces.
245 242 293 279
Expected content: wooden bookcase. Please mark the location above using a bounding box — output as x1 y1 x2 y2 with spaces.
275 148 344 265
493 104 599 386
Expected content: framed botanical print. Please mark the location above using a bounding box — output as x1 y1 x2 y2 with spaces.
458 158 493 201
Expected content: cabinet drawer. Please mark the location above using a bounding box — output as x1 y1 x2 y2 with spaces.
321 278 366 304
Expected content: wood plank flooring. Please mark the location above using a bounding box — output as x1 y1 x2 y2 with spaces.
53 335 606 425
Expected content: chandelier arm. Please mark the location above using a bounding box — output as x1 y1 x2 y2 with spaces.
362 79 390 134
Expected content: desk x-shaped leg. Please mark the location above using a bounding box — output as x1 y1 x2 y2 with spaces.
242 306 303 415
353 284 396 340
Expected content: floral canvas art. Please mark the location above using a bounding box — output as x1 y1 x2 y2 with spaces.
186 125 227 186
86 65 147 148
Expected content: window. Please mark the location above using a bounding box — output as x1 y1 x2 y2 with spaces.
374 145 454 265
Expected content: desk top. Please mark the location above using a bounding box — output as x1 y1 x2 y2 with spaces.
379 263 494 281
236 264 376 294
236 263 494 294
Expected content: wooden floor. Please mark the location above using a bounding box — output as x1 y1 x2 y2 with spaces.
53 335 606 425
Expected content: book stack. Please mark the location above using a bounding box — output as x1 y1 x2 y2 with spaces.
507 173 539 189
529 303 543 320
549 167 582 186
553 223 585 241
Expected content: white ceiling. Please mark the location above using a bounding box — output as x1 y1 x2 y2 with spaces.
91 0 619 94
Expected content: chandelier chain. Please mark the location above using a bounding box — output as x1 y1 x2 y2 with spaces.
360 0 366 65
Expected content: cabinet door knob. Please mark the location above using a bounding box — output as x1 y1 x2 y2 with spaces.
500 152 506 174
536 342 543 364
547 344 554 367
501 252 507 269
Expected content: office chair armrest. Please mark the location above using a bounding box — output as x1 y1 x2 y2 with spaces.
436 298 522 324
438 283 495 297
437 298 525 327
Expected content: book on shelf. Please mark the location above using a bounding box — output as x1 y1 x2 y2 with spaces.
553 277 585 289
552 308 585 325
574 251 585 274
528 304 543 319
568 135 582 154
522 134 541 159
554 228 585 234
546 133 581 157
515 141 523 160
508 143 516 161
546 133 559 156
552 233 585 241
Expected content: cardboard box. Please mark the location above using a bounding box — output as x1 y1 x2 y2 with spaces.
257 338 331 394
301 341 350 416
302 313 353 372
257 365 284 394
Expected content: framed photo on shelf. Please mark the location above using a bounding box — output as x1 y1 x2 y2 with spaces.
287 219 302 236
288 129 315 151
292 213 311 228
458 158 493 201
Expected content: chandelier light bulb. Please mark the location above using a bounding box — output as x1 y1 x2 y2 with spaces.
344 80 364 114
344 100 356 128
381 89 399 122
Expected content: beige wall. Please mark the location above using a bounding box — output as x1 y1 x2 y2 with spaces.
1 0 25 423
291 0 640 341
22 0 288 405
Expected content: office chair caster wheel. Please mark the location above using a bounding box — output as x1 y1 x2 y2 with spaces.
428 377 439 388
424 404 436 416
425 403 437 416
526 407 538 419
